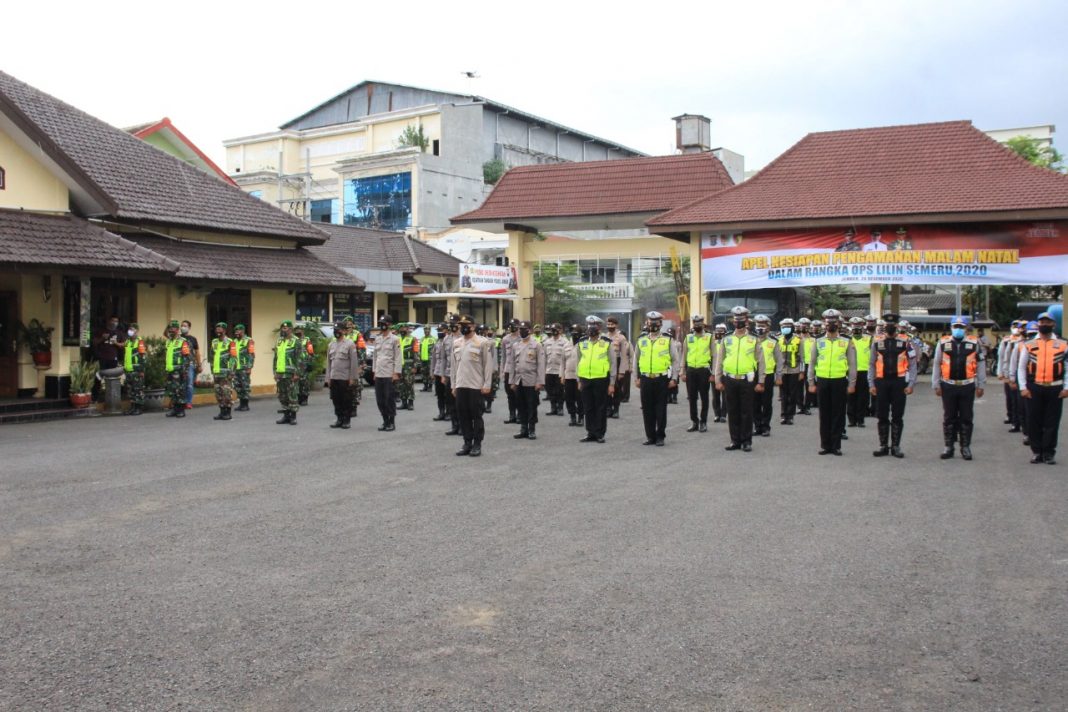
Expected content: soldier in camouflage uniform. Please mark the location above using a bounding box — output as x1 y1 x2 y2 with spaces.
232 324 255 411
274 320 304 425
121 322 146 416
209 321 237 421
397 323 419 410
163 320 191 418
293 323 316 406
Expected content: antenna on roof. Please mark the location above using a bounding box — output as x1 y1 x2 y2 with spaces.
461 71 480 79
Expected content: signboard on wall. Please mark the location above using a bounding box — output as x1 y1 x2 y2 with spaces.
459 264 518 294
701 222 1068 289
333 292 373 335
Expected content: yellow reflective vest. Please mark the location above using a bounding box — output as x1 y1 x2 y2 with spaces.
685 333 713 369
577 338 611 379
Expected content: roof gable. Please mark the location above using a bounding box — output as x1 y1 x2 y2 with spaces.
127 117 235 184
451 153 734 228
650 120 1068 228
282 81 467 130
310 223 461 276
0 71 327 244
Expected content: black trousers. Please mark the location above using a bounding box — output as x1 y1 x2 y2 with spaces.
565 378 582 416
640 375 670 441
780 373 800 420
875 377 908 428
1004 382 1018 425
374 377 396 420
579 377 608 438
545 373 563 409
713 383 726 419
848 371 870 424
804 379 818 411
817 377 848 451
1026 383 1064 457
504 373 518 415
329 379 353 419
620 371 632 403
753 375 775 432
515 384 539 431
435 377 448 413
723 375 754 446
686 367 711 423
455 387 485 445
940 382 975 438
611 363 625 409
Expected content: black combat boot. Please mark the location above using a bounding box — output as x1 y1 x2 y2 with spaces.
687 421 699 432
940 425 955 459
960 424 973 461
527 425 537 440
484 400 492 414
513 428 529 439
504 409 517 424
577 413 585 427
385 416 395 431
890 422 904 458
287 411 298 425
237 399 249 411
456 441 472 456
469 441 482 456
330 415 344 428
276 411 291 425
699 421 707 432
873 422 890 457
214 407 227 421
433 406 447 421
569 413 578 426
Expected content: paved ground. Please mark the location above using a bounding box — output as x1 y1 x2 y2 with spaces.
1 382 1066 711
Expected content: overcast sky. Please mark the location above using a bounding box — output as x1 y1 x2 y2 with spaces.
5 0 1066 172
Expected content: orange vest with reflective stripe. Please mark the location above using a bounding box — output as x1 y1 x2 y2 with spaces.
873 334 909 379
939 335 979 380
1024 337 1068 383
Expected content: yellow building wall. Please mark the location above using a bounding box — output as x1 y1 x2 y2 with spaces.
249 288 295 391
1 271 79 394
0 128 69 212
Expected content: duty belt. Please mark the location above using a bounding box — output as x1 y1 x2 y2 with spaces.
942 378 975 386
643 372 670 378
1031 379 1065 387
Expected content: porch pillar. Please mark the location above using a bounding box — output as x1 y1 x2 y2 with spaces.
688 231 704 321
869 284 883 317
506 229 533 320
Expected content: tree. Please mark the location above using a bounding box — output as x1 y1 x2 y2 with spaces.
962 284 1062 327
807 285 851 316
533 263 602 326
483 159 507 185
396 125 430 152
1005 136 1064 172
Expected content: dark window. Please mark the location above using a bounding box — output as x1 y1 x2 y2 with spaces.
206 289 252 339
89 278 136 336
582 267 615 284
0 165 5 190
332 292 373 334
310 198 339 224
432 140 440 156
62 277 82 346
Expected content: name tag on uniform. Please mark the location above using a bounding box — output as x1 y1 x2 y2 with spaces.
527 351 537 362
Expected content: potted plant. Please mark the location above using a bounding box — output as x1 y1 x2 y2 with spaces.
16 318 55 368
141 336 168 412
68 360 99 408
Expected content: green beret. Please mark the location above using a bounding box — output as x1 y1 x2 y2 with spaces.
168 320 180 328
280 319 293 328
234 323 246 330
215 321 228 329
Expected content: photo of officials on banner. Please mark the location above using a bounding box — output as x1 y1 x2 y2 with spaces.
459 263 519 294
701 222 1066 289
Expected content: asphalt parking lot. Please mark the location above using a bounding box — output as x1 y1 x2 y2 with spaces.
1 382 1066 711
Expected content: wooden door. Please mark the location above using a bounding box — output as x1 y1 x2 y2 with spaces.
0 291 18 398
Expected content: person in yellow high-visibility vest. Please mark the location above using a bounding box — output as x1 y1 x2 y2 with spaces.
714 306 766 452
163 320 192 418
419 325 436 392
681 314 714 433
848 316 873 429
209 321 237 421
634 311 681 446
575 315 618 443
806 309 857 456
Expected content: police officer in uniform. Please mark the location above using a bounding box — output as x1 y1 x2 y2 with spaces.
681 315 714 432
848 316 873 428
606 316 632 418
419 324 436 392
797 317 817 414
507 320 546 440
869 313 916 458
807 309 857 455
500 318 521 424
371 315 402 432
777 318 803 425
1018 312 1068 465
451 315 494 456
575 316 616 443
715 306 766 452
543 323 570 416
999 319 1025 431
711 323 728 422
933 316 986 460
633 311 680 446
752 314 781 437
564 323 584 427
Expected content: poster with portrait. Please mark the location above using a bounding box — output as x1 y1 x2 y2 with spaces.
459 264 518 294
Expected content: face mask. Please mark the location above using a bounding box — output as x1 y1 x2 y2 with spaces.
1039 324 1054 335
127 329 136 337
885 326 897 336
867 325 876 333
649 323 661 332
853 331 864 338
952 328 966 339
1011 327 1020 335
588 327 600 338
519 328 531 338
693 326 703 333
825 324 838 333
460 325 472 335
733 319 747 330
781 327 792 335
180 326 189 335
755 327 767 335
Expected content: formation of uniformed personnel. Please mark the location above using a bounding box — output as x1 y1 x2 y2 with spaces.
341 316 367 414
273 320 305 425
209 321 237 421
1017 312 1068 465
752 314 782 437
451 315 494 456
419 325 436 392
711 323 728 422
848 316 873 428
500 319 521 424
681 314 713 433
292 323 315 407
543 323 570 417
326 320 360 429
478 324 498 414
715 306 765 452
506 320 546 440
575 316 616 443
564 323 585 428
932 316 986 460
121 323 147 416
797 317 817 414
664 327 680 405
232 323 255 411
429 322 451 422
633 311 681 446
1008 320 1040 447
869 313 916 458
998 319 1026 432
372 315 402 432
807 309 857 455
163 320 192 418
777 318 804 425
605 316 632 418
396 323 419 411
